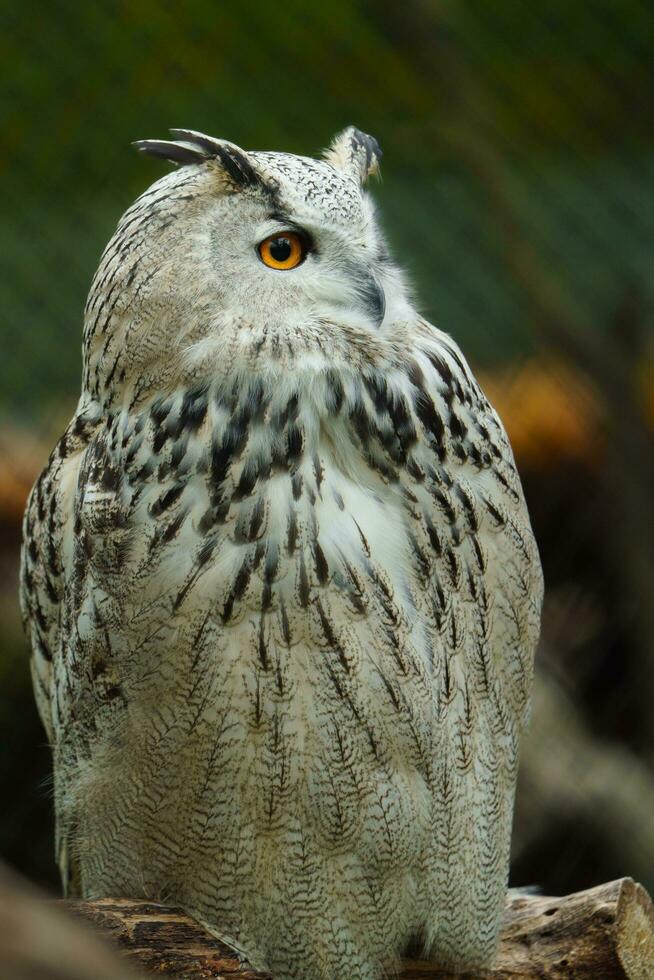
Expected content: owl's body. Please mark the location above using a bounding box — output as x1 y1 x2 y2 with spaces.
21 129 542 979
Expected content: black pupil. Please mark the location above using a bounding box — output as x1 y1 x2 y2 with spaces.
269 236 293 262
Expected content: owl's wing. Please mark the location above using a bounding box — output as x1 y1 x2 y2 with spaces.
397 319 543 732
20 406 101 891
355 318 543 960
21 461 64 745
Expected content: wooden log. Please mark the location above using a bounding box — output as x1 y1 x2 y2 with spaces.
0 862 137 980
62 877 654 979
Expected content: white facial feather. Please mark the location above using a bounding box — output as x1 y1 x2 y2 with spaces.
84 141 409 409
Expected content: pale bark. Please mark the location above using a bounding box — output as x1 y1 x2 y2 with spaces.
61 878 654 979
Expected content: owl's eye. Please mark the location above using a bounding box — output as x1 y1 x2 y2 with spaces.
258 231 307 270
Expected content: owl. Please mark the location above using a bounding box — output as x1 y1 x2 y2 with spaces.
21 127 542 980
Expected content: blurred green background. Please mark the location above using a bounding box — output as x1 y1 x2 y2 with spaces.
2 0 653 901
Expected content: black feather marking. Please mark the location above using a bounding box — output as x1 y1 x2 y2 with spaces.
135 131 269 193
214 145 262 188
298 556 310 608
170 434 190 469
316 599 350 673
169 129 262 188
152 427 169 454
33 598 48 632
351 517 370 557
314 540 329 585
287 509 298 555
178 386 208 432
210 418 248 493
103 683 124 703
389 394 417 446
449 411 467 440
312 454 324 495
444 545 461 588
350 397 373 444
349 128 382 177
97 453 120 492
291 473 303 500
161 509 187 544
247 498 265 541
134 140 208 167
324 369 345 415
413 387 446 454
73 415 90 439
468 442 484 468
406 359 424 388
363 371 388 413
455 483 479 531
264 543 280 585
472 534 486 573
168 129 229 157
275 392 299 429
432 486 456 524
232 459 258 501
443 654 452 700
425 350 454 389
410 534 431 583
198 507 214 535
197 537 217 567
35 478 46 522
286 424 304 463
474 638 490 695
149 481 185 517
247 377 268 421
425 515 443 556
222 557 252 623
150 396 171 428
406 457 425 482
378 669 400 710
279 598 291 646
493 466 521 502
258 617 269 670
482 494 507 527
442 343 476 395
466 564 478 602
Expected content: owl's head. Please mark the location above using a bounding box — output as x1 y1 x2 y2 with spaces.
83 128 413 406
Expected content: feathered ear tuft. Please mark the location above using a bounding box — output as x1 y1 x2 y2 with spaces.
133 129 261 189
323 126 382 184
132 139 207 167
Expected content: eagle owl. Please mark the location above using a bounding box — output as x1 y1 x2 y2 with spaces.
21 127 542 979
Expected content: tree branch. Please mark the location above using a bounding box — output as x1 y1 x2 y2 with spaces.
60 878 654 979
2 860 652 977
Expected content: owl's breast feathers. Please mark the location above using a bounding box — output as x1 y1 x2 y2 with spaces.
20 321 542 941
22 319 542 770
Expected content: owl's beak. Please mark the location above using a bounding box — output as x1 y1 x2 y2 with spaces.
355 270 386 329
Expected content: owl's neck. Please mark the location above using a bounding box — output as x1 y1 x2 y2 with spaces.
87 311 415 418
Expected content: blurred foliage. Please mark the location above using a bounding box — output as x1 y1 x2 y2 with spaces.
1 0 654 904
1 0 653 420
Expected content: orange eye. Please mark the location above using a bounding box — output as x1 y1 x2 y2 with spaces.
258 231 307 270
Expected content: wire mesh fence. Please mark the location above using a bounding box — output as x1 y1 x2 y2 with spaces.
1 0 653 899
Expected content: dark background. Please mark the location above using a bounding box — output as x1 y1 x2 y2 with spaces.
2 0 653 898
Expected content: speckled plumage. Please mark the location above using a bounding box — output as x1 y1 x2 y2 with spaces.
21 128 542 979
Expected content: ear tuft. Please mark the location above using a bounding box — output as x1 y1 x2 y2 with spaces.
133 129 260 188
133 139 207 167
323 126 382 183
